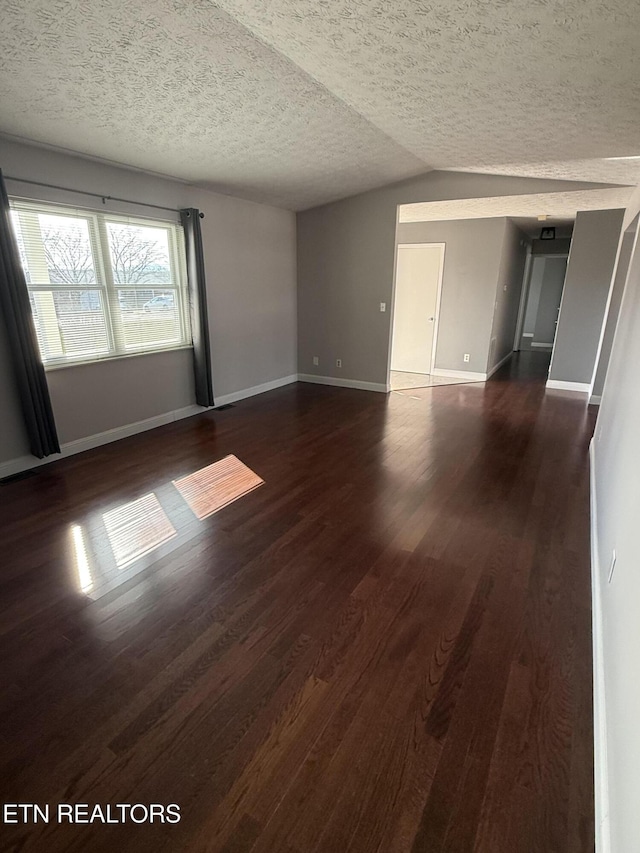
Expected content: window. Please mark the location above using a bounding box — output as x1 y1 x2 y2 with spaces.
9 200 191 367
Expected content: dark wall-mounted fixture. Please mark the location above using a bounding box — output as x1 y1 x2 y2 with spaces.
540 226 556 240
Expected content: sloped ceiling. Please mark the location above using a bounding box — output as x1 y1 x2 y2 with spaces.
1 0 640 209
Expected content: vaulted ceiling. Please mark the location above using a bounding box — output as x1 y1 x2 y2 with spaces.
1 0 640 209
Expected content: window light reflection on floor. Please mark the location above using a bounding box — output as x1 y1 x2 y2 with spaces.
102 492 177 568
71 524 93 594
173 454 264 520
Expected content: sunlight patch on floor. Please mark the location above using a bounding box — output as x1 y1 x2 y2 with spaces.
173 454 264 520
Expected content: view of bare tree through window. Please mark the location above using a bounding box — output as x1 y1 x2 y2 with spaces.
107 222 171 285
41 216 96 285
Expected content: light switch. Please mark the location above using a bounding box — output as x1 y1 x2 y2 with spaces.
380 302 386 312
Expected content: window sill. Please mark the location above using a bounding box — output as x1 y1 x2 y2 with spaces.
43 344 194 372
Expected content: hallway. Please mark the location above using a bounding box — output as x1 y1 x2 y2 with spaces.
0 355 595 852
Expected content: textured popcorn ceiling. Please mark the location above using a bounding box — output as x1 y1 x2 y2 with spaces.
399 187 633 223
452 158 640 188
1 0 640 208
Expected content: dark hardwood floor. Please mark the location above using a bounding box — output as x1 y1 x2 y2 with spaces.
0 352 596 852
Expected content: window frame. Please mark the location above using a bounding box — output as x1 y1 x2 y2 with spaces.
9 198 192 369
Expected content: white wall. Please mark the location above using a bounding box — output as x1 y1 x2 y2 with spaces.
0 138 297 468
591 191 640 853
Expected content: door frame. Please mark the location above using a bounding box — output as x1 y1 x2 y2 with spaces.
387 242 446 388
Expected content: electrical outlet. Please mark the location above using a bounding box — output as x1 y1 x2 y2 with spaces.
608 550 617 583
463 353 470 363
336 358 342 368
380 302 386 312
312 356 319 366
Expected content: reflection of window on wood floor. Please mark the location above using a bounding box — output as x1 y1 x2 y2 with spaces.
102 493 177 568
173 455 264 520
69 456 264 598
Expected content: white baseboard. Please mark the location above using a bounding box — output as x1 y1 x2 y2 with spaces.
215 374 298 406
546 379 591 393
0 374 300 480
64 404 205 456
0 403 206 480
531 342 554 350
0 453 40 480
589 440 611 853
431 368 488 381
486 351 513 379
297 374 387 393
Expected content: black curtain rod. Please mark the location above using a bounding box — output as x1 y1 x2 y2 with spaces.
4 175 188 216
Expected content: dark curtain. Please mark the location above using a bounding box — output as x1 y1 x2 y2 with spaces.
0 169 60 458
180 208 214 407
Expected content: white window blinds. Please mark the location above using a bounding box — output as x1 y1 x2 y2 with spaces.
9 200 191 367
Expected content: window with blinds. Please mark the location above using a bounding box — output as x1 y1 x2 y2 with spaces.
9 200 192 367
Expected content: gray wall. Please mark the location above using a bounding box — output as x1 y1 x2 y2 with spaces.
0 138 297 465
521 256 568 348
591 223 637 399
591 198 640 853
46 350 196 443
549 208 624 385
489 219 528 371
522 257 545 340
534 257 567 344
395 218 506 375
297 169 610 385
531 237 572 255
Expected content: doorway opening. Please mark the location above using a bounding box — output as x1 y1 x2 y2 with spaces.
389 243 445 391
514 253 568 356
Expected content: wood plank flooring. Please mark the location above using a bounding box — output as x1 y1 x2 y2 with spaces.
0 352 596 852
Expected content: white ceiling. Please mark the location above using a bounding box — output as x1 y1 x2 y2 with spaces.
1 0 640 209
398 187 634 223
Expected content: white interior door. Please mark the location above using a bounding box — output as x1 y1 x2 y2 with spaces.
390 244 442 374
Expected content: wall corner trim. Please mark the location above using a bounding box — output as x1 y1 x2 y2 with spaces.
589 395 602 406
430 368 488 381
590 440 612 853
297 374 388 393
546 379 591 393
